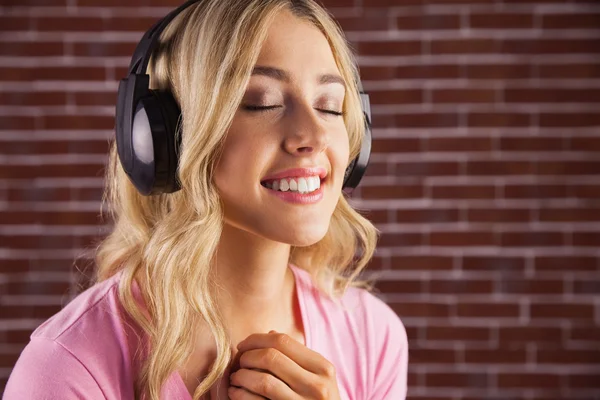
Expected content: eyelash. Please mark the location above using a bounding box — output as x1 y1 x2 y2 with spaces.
243 105 345 117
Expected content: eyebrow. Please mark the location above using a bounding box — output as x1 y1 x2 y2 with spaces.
251 65 346 90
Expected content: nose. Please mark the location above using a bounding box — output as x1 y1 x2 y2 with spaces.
282 102 330 156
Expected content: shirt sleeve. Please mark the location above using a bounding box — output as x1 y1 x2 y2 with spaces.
367 298 409 400
3 337 106 400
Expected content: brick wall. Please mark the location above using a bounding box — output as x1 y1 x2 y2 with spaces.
1 0 599 398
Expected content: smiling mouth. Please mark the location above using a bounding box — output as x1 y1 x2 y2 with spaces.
260 176 327 192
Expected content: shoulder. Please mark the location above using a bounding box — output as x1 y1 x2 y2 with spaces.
31 271 123 342
5 271 137 399
291 265 408 398
354 289 408 399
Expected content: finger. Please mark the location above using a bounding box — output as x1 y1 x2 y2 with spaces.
237 332 332 376
228 385 267 400
230 368 299 400
238 348 314 395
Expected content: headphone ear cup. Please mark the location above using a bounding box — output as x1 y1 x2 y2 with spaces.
342 92 372 194
129 90 181 195
149 89 182 193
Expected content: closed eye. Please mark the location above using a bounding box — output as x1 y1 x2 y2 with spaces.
243 105 344 116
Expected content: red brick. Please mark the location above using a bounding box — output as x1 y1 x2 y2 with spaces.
0 304 62 319
501 38 600 54
504 183 568 199
394 112 460 127
573 232 600 247
467 161 534 175
395 64 461 79
569 136 600 152
530 303 594 319
470 13 533 29
5 280 71 296
431 184 496 199
73 41 137 57
375 279 423 294
570 184 600 199
426 372 489 388
371 138 421 153
539 63 600 79
568 373 600 388
0 66 107 81
537 350 600 364
535 256 598 272
378 232 424 247
498 279 564 294
465 63 532 79
462 256 525 271
432 88 497 103
467 208 531 222
498 373 562 389
397 14 460 30
361 184 423 199
395 208 460 223
499 137 565 151
465 348 527 363
390 255 454 271
542 13 600 29
426 326 490 341
540 112 600 127
499 327 563 343
0 16 33 30
431 39 497 54
430 279 492 294
570 327 600 342
41 115 115 130
539 207 600 222
572 279 600 294
505 88 600 103
363 209 390 224
337 16 391 32
358 41 421 56
429 231 495 246
370 89 423 105
457 302 520 318
0 42 64 56
410 348 457 364
396 161 460 176
500 231 565 247
427 137 492 152
468 112 531 127
390 301 451 318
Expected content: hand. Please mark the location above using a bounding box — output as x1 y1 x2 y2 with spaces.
228 330 341 400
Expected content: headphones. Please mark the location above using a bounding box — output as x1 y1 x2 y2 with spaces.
115 0 372 196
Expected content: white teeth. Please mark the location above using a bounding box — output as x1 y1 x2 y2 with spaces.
297 178 308 193
280 179 289 191
264 175 322 194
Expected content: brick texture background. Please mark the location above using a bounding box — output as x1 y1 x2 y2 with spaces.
1 0 600 398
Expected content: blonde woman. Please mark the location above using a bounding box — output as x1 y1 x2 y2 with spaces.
4 0 408 399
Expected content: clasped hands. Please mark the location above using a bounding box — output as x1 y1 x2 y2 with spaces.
228 330 341 400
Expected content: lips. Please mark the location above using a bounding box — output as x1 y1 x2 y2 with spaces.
260 167 328 183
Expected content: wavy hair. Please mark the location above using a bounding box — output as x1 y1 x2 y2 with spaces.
93 0 380 398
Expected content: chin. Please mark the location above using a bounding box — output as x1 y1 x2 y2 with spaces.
281 226 330 247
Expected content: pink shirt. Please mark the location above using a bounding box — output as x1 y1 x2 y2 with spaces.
3 263 408 399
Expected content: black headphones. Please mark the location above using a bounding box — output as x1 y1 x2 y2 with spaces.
115 0 371 196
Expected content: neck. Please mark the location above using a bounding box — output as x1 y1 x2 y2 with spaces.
213 223 294 334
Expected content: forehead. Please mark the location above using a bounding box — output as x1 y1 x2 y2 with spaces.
254 10 340 81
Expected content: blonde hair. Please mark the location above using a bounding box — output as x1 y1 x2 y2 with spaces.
93 0 380 398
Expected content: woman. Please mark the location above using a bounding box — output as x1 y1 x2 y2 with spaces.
3 0 408 399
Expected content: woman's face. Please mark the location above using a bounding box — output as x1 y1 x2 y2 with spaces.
213 9 350 247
